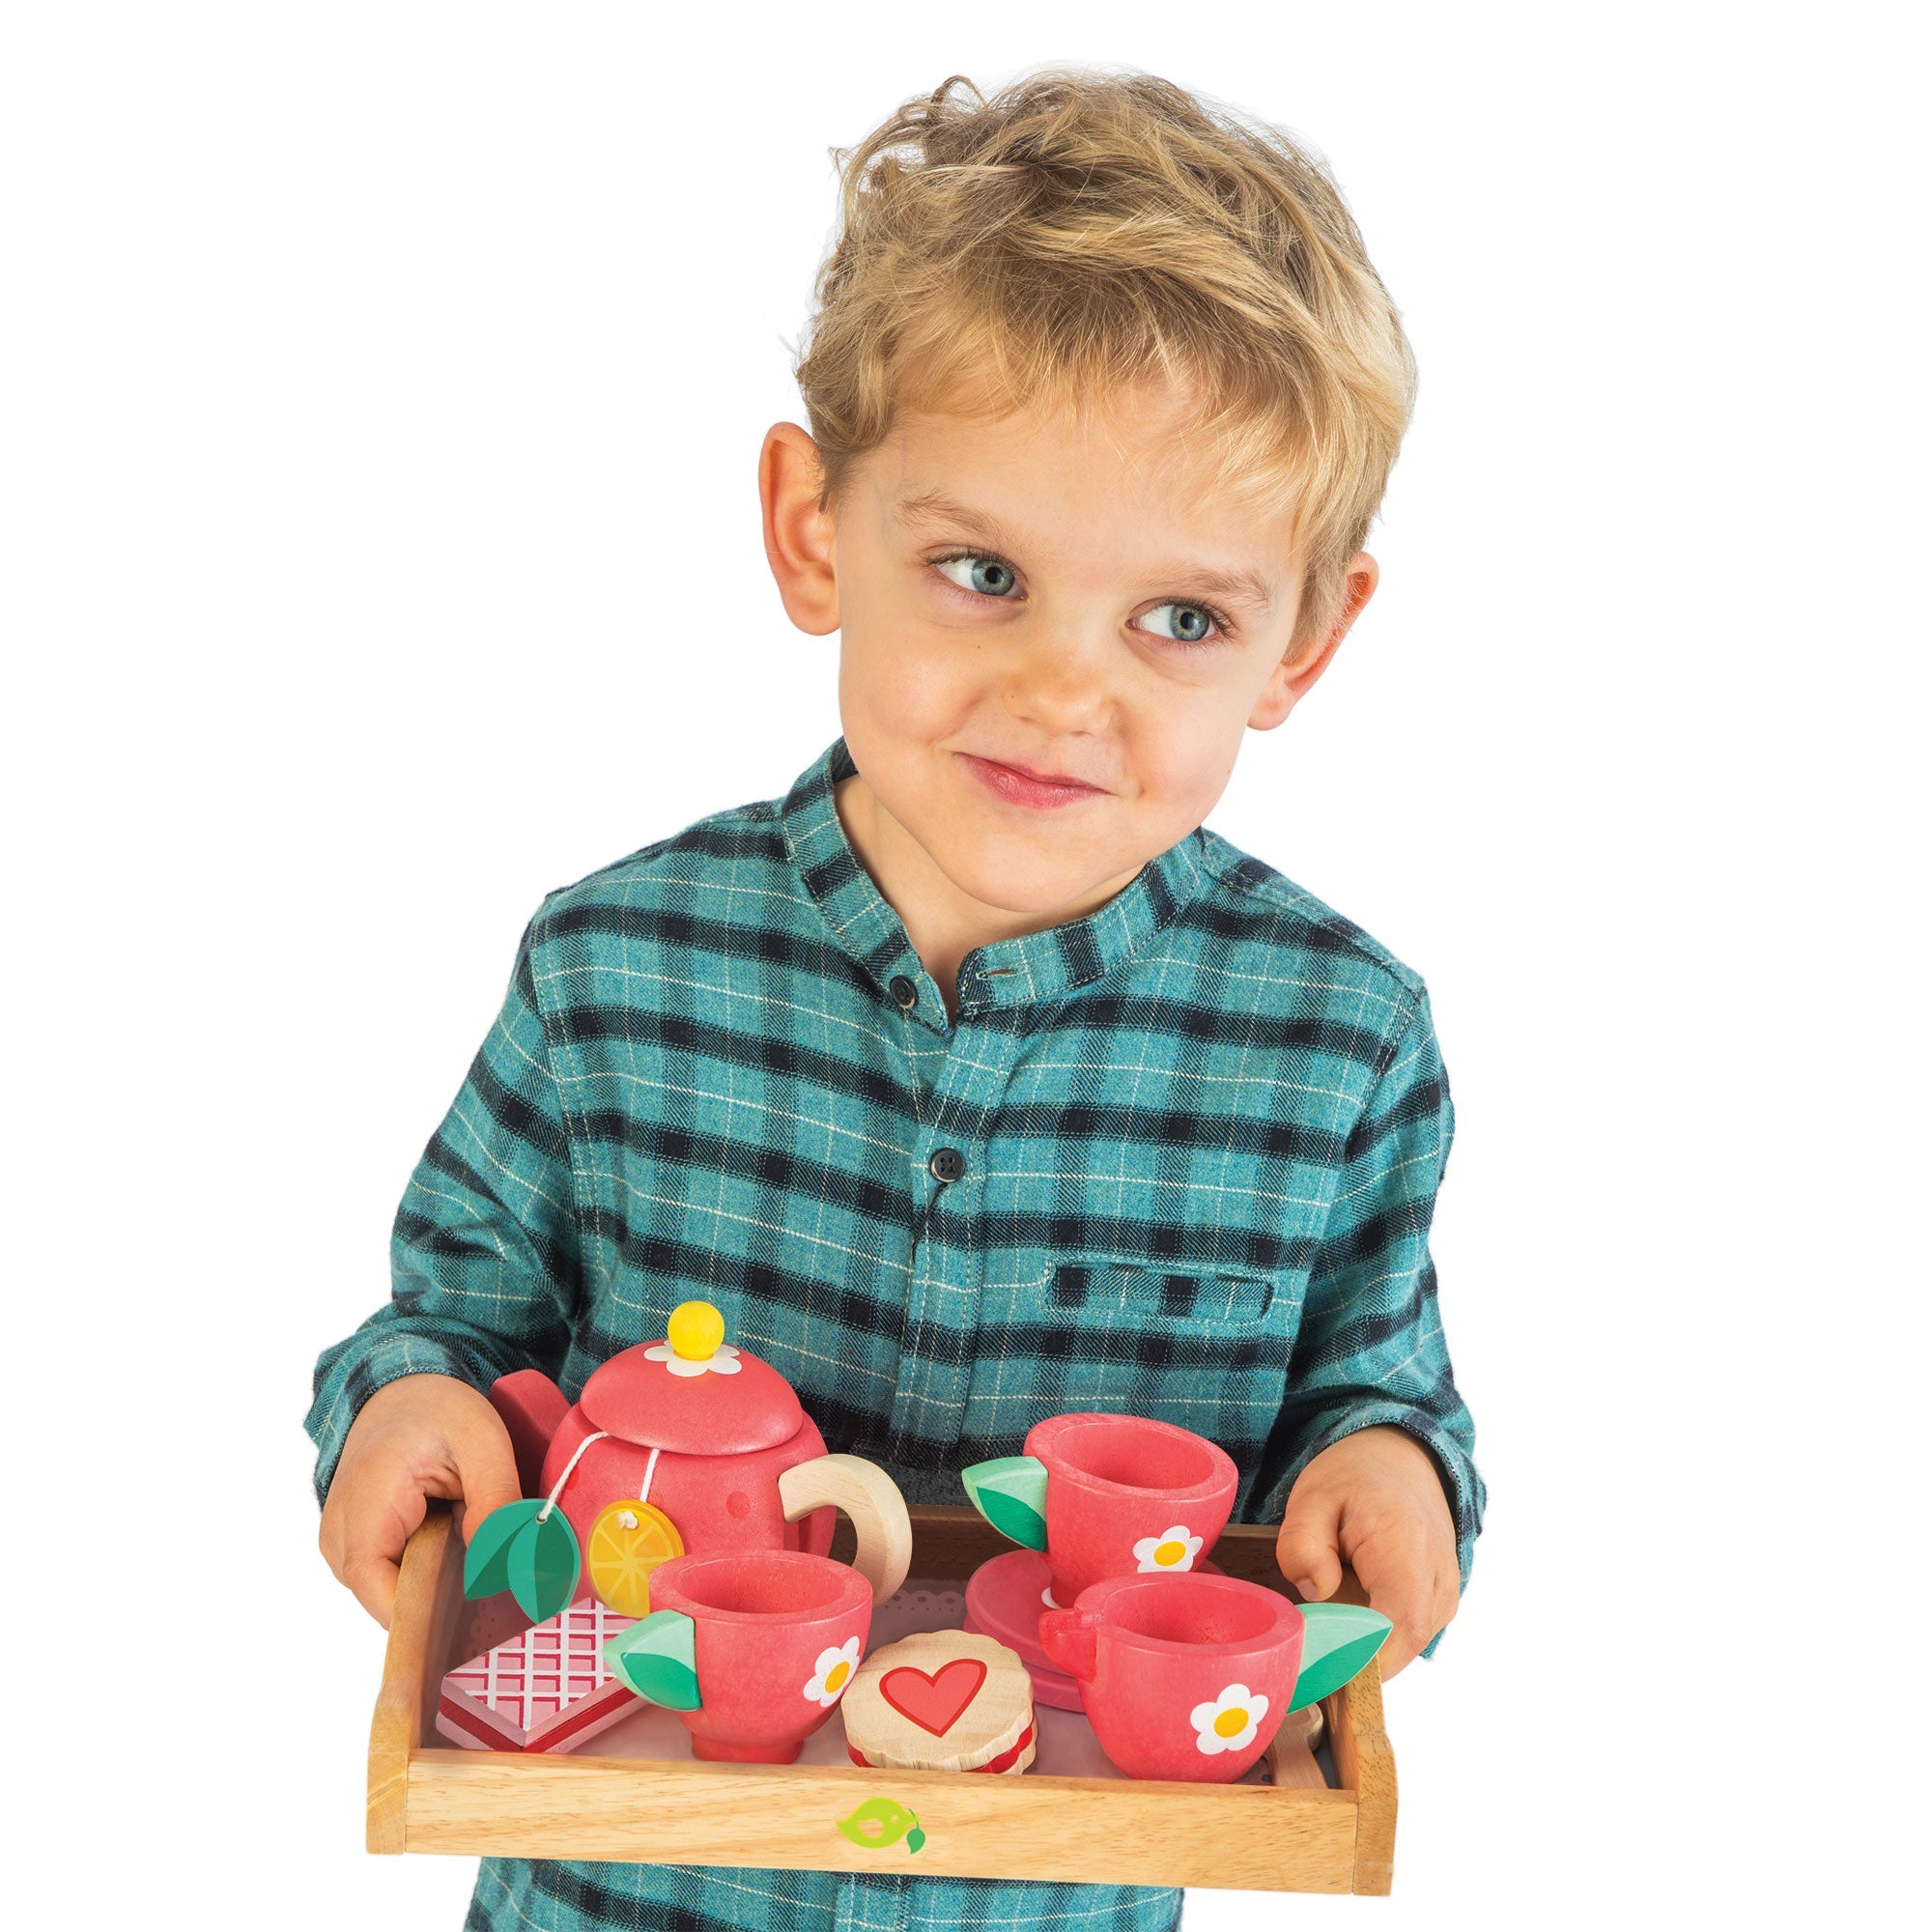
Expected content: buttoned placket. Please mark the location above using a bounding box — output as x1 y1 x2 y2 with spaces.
877 953 1030 1464
779 734 1209 1469
833 1873 911 1932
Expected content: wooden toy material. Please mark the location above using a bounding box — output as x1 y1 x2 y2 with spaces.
777 1454 913 1605
1282 1699 1324 1752
477 1302 910 1613
584 1498 683 1617
604 1548 873 1764
964 1413 1238 1607
368 1503 1400 1894
963 1545 1231 1714
437 1597 638 1754
849 1724 1037 1776
1288 1602 1395 1714
491 1369 571 1498
1264 1702 1327 1793
1038 1572 1306 1783
961 1548 1084 1712
840 1631 1035 1775
463 1497 582 1624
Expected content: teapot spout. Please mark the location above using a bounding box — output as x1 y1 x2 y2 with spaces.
490 1368 571 1498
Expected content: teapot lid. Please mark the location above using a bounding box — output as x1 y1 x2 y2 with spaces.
579 1299 807 1455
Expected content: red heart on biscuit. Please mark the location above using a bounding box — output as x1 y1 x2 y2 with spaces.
879 1658 988 1736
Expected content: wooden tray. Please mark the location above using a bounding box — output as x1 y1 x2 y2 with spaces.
368 1503 1396 1894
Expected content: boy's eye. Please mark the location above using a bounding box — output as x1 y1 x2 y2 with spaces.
1138 602 1221 645
936 554 1020 598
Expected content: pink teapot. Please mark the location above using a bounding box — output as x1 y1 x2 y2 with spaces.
478 1299 911 1620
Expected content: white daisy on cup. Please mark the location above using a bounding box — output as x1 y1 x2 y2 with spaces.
1133 1524 1203 1574
643 1341 741 1378
802 1636 864 1707
1191 1683 1270 1755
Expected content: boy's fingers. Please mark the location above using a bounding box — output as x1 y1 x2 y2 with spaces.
1351 1540 1451 1678
1275 1492 1346 1602
445 1406 525 1546
337 1485 428 1631
341 1547 403 1630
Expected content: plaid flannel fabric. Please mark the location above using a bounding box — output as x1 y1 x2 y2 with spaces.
307 733 1483 1932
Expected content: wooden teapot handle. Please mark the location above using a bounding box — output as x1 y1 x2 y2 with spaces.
778 1454 912 1604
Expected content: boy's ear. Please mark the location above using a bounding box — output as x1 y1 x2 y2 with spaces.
759 422 840 636
1249 554 1379 730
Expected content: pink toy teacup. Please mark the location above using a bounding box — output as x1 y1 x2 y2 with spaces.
964 1412 1238 1607
604 1548 871 1763
1038 1571 1303 1782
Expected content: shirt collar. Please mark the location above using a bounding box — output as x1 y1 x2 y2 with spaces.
780 734 1208 1025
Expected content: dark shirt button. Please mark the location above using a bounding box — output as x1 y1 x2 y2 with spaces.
928 1146 966 1182
888 975 918 1011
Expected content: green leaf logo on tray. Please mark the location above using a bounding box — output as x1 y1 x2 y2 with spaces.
463 1497 582 1624
838 1797 925 1854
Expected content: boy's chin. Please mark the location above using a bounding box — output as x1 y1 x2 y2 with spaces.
926 835 1143 924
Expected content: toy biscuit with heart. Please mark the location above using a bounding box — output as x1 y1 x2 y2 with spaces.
840 1630 1036 1775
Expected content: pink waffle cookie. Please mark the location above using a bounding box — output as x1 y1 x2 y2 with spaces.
437 1596 638 1753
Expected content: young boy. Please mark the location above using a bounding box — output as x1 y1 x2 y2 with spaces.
310 69 1483 1932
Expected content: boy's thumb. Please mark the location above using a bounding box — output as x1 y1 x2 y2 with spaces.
448 1408 526 1548
1275 1495 1346 1603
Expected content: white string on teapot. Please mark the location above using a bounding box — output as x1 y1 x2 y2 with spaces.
534 1434 661 1524
535 1429 608 1522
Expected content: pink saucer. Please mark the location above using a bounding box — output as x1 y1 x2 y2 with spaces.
966 1549 1082 1709
966 1547 1231 1716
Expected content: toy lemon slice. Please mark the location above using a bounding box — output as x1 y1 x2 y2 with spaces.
586 1498 684 1617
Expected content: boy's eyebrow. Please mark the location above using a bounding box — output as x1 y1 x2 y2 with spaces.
894 487 1022 553
895 487 1277 613
1158 561 1276 614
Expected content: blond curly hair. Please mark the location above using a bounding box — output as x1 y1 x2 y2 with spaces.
794 70 1418 648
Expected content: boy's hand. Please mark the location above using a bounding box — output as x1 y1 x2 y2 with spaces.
318 1373 523 1629
1275 1425 1460 1679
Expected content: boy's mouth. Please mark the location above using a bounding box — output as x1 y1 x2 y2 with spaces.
958 753 1107 810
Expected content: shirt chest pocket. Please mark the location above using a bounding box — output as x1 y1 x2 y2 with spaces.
967 1254 1304 1477
1046 1261 1278 1327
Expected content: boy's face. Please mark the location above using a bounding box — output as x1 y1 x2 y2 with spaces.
761 379 1376 937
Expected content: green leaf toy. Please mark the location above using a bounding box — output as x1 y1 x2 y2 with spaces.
604 1609 702 1711
960 1455 1048 1551
463 1496 582 1624
1287 1602 1393 1712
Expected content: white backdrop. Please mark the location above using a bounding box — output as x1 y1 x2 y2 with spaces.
6 5 1923 1928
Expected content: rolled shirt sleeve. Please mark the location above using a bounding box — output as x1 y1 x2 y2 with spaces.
303 919 582 1505
1254 986 1485 1606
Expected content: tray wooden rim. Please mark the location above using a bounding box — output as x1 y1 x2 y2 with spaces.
369 1502 1395 1895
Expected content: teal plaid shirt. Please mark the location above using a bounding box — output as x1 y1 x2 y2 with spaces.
308 733 1483 1932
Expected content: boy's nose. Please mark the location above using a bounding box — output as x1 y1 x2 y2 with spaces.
1002 634 1113 734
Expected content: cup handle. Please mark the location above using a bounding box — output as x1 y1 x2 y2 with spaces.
604 1609 703 1711
960 1454 1048 1551
1037 1605 1101 1683
778 1453 913 1603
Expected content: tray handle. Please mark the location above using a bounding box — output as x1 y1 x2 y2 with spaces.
1317 1568 1397 1896
367 1501 466 1853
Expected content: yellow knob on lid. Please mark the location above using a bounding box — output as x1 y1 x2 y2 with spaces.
667 1299 725 1361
